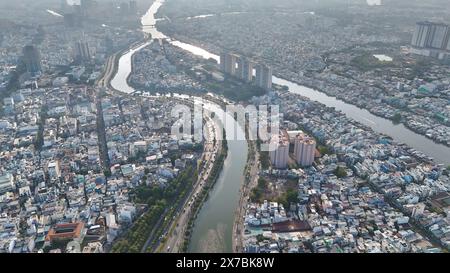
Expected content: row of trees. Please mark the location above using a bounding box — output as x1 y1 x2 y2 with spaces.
111 202 165 253
111 165 198 253
250 178 269 203
180 140 229 252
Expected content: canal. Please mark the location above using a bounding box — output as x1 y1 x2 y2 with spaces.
109 0 450 253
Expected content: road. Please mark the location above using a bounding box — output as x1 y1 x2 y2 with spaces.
95 40 224 253
96 54 116 88
96 37 150 89
159 105 223 253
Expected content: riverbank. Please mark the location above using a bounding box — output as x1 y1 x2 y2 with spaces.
233 139 260 253
106 0 450 254
127 40 209 96
123 39 154 91
276 75 450 149
153 31 450 158
182 136 228 252
185 94 249 252
100 0 249 253
96 24 224 253
102 42 229 252
96 36 150 90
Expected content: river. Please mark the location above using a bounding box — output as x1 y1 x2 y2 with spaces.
187 100 248 253
273 77 450 165
109 0 450 253
111 0 249 253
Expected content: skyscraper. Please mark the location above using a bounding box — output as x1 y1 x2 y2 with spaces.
294 133 316 167
255 64 272 91
412 22 449 50
220 51 271 90
411 22 450 60
220 53 226 71
411 22 431 48
22 45 42 74
430 24 449 49
220 52 238 76
269 131 290 169
237 58 254 83
74 41 91 62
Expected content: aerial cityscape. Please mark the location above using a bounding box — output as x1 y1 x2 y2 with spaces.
0 0 450 259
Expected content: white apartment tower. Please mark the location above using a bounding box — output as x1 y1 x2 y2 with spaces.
269 131 290 169
237 58 254 82
220 52 239 76
255 64 272 91
294 133 316 167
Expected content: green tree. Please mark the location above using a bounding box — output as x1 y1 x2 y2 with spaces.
334 166 347 178
260 151 270 170
250 187 263 203
257 178 268 189
317 145 331 155
277 189 298 209
392 113 402 124
286 189 299 205
256 234 264 242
